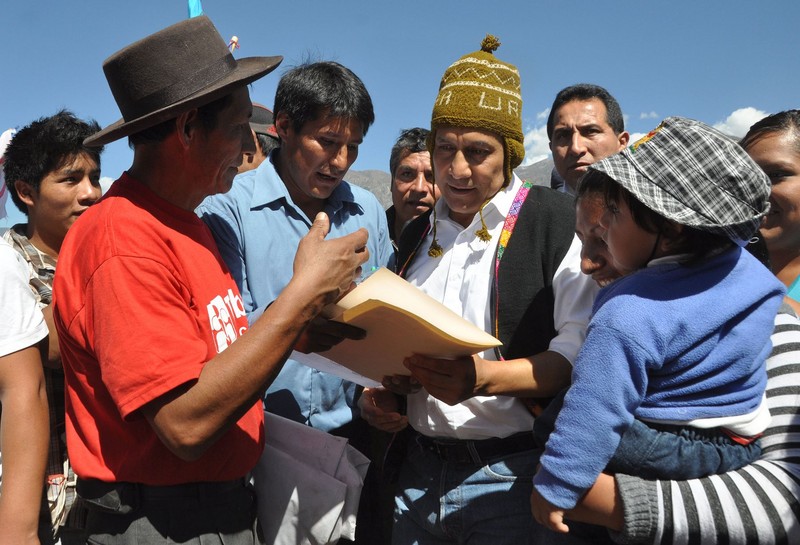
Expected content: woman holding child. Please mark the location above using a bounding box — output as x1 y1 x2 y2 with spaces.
563 112 800 544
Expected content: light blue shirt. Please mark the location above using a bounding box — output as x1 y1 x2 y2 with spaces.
197 154 393 432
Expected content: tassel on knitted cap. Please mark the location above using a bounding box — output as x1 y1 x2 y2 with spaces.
474 200 492 241
428 34 524 185
481 34 501 52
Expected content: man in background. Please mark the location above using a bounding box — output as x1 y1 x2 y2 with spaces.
547 83 629 194
385 127 437 247
238 103 280 174
198 60 392 543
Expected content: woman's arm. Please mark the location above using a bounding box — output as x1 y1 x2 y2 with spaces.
568 306 800 544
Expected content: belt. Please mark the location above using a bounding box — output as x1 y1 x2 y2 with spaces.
77 478 247 514
413 430 536 465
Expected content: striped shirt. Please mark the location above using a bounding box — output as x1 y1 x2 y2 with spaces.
615 304 800 544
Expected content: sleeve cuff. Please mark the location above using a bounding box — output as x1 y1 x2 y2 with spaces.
610 473 660 544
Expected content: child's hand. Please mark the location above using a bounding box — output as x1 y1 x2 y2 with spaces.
530 486 570 534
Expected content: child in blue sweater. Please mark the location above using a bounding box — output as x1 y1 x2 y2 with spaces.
530 117 786 534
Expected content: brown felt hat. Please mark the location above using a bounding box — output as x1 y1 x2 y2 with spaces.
85 15 282 147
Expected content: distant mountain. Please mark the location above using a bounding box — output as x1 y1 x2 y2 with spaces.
515 158 555 188
346 157 556 209
344 169 391 209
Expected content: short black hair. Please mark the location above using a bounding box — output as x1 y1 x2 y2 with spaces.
389 127 429 179
256 132 280 156
547 84 625 140
273 61 374 136
4 110 103 215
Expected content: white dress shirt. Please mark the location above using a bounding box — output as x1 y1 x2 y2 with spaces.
405 175 596 440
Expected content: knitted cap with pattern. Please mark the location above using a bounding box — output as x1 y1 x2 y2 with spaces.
429 35 524 184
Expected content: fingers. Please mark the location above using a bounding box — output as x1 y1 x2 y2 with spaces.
531 488 570 534
309 212 331 239
404 354 449 378
381 374 421 395
359 387 408 433
308 317 366 341
293 223 370 306
404 354 477 405
547 512 570 534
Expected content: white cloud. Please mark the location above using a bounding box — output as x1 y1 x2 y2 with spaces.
640 111 659 120
628 132 647 145
522 123 550 166
100 176 115 195
713 107 768 138
520 108 555 165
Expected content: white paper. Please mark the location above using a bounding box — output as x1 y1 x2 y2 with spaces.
291 350 381 388
252 412 371 545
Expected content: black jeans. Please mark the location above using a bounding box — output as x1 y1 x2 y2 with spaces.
78 478 261 544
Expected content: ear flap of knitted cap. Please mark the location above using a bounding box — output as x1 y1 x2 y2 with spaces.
506 136 524 182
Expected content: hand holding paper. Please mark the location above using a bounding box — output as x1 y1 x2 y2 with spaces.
314 268 501 384
404 353 482 406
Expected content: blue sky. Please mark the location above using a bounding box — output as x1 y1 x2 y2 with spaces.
2 0 798 226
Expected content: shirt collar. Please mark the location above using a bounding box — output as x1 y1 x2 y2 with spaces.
250 152 363 217
430 173 523 232
5 225 57 270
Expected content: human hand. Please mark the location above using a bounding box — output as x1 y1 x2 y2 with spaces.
403 353 485 405
381 374 421 395
295 316 366 353
530 486 570 534
358 387 408 433
292 212 369 306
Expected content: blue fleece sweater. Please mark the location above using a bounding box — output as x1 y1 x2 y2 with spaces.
534 247 785 509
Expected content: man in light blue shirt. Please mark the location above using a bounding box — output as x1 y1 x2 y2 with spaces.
197 61 392 436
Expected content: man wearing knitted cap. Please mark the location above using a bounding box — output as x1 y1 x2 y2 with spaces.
360 36 596 544
52 16 367 544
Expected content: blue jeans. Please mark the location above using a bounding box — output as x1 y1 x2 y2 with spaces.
393 434 602 545
608 418 761 479
535 390 761 481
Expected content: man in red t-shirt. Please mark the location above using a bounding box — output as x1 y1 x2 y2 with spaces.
53 16 368 544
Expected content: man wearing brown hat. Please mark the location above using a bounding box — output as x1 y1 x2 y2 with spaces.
52 16 368 544
360 36 596 544
238 102 279 174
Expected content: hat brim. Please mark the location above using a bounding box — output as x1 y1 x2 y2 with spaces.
85 55 282 147
587 150 766 244
588 151 709 226
250 122 279 139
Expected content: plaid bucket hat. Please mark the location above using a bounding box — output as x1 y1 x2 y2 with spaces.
585 116 770 245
